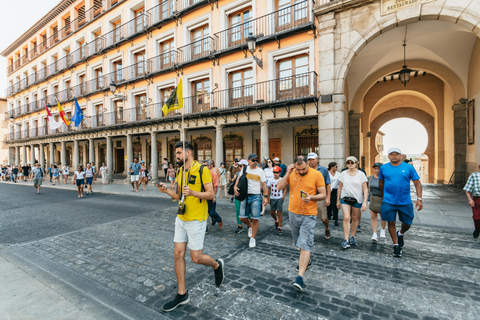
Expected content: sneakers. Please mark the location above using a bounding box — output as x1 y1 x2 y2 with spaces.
248 227 252 238
380 229 386 238
214 259 225 287
162 291 190 312
295 259 312 272
324 229 331 240
293 275 305 292
393 245 402 257
249 238 256 248
212 219 217 226
341 239 350 249
357 225 362 232
473 229 479 239
276 227 283 236
371 233 378 242
349 236 357 246
275 220 278 229
334 220 339 227
396 231 404 247
235 226 243 234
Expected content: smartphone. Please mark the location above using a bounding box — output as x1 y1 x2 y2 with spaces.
300 190 308 198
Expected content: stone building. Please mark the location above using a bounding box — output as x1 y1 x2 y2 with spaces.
0 98 9 165
2 0 479 184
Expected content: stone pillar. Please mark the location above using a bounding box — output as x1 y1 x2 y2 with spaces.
30 144 35 165
15 146 20 165
83 142 87 165
73 140 80 169
126 134 133 166
49 142 54 167
22 145 27 165
39 143 45 168
349 112 361 160
318 94 346 168
452 103 467 185
161 136 168 177
61 141 67 166
260 120 269 160
215 125 223 165
89 138 95 163
106 136 113 182
9 147 15 165
151 132 158 180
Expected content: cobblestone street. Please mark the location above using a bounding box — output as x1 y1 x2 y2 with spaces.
0 182 478 320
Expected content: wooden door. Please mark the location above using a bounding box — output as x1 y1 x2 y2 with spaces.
115 148 124 173
269 139 281 159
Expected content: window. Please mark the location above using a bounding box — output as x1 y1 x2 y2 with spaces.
114 100 124 123
65 80 71 99
160 86 175 116
79 74 86 95
276 54 309 100
113 60 123 82
276 0 308 32
134 50 146 76
192 79 210 113
161 0 174 20
95 104 104 126
94 31 102 52
135 8 145 33
224 138 243 168
191 25 210 59
113 20 122 44
135 93 148 120
229 7 252 47
160 39 175 69
95 67 103 89
194 139 212 163
230 68 253 108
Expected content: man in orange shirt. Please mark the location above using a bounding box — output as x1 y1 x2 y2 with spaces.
277 155 326 291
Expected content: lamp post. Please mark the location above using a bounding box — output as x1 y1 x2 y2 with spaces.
246 32 263 69
109 81 127 101
399 41 411 87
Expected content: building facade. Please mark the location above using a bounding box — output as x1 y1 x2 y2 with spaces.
2 0 479 184
0 98 8 165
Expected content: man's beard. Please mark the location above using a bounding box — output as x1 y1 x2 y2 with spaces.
176 159 183 166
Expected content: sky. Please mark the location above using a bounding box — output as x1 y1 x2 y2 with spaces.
380 118 428 155
0 0 60 96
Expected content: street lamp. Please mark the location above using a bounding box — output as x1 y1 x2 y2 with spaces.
246 32 263 69
399 39 411 87
109 81 127 101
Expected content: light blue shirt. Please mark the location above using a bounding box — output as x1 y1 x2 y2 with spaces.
378 162 420 205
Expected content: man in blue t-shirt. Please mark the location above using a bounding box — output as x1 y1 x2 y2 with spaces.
379 147 423 258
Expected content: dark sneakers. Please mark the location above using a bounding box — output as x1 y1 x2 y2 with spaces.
293 275 305 291
214 259 225 287
393 245 402 257
473 229 479 239
396 231 405 247
235 226 243 234
162 291 190 312
295 259 312 272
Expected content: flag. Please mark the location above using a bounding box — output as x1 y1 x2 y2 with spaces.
56 98 70 126
43 101 63 130
162 79 183 116
71 97 84 127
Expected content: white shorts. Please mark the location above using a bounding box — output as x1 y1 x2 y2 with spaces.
131 174 140 182
173 217 206 251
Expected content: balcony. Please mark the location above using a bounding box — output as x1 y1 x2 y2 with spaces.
22 129 29 139
177 37 216 64
102 12 152 50
148 0 176 26
150 50 176 73
30 127 39 138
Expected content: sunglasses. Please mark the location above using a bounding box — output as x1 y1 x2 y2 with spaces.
346 161 355 165
251 159 258 162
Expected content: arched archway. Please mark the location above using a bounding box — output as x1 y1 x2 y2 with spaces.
370 108 435 183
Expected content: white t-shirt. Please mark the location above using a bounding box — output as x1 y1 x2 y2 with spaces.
63 166 69 175
100 166 108 175
163 160 168 169
239 166 266 195
329 171 340 189
339 170 368 204
264 167 274 185
75 171 85 180
267 178 283 199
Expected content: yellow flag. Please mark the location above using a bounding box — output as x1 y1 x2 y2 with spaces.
57 99 71 126
162 79 183 116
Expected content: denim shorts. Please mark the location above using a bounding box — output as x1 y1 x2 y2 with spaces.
269 198 283 212
173 217 207 251
76 179 84 186
86 177 93 185
381 202 414 225
340 199 362 209
239 194 262 220
289 211 317 252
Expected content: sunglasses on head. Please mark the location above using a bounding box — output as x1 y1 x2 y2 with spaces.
346 161 355 165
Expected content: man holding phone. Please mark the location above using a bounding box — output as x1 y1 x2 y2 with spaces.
156 141 225 312
277 155 326 292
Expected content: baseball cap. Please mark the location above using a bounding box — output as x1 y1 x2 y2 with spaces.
346 156 358 163
239 159 248 165
273 157 280 161
373 162 383 168
248 153 259 160
140 160 145 163
64 163 67 165
272 166 281 173
388 147 402 155
233 158 239 162
307 152 318 160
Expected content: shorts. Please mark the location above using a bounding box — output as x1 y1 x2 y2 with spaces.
76 179 85 186
12 174 17 179
19 173 23 177
269 198 284 212
131 174 140 182
381 202 414 225
340 199 362 209
86 177 93 185
289 211 317 252
317 199 327 219
173 217 207 251
169 177 176 182
239 194 262 220
33 178 42 186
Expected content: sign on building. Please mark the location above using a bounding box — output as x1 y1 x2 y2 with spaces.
381 0 435 15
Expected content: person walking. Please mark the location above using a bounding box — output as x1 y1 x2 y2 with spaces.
273 157 287 178
264 158 274 186
232 159 248 233
379 147 423 257
63 163 70 184
48 164 53 183
307 153 332 240
211 160 221 198
327 162 340 226
156 141 224 312
368 162 387 242
267 166 285 235
11 165 18 183
166 163 176 190
32 163 45 194
336 156 368 249
52 165 60 185
22 163 29 182
73 165 85 198
464 163 480 238
203 160 223 232
100 163 108 184
234 153 268 248
84 163 96 194
91 162 97 181
277 156 326 291
218 162 228 198
139 160 148 191
129 158 141 192
163 158 169 181
229 158 241 203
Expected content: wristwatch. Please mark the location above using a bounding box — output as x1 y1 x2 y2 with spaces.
264 195 269 198
417 198 423 201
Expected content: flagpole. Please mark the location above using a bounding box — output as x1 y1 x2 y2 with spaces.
182 84 186 197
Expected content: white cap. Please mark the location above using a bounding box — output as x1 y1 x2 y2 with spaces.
239 159 248 165
388 147 402 155
346 156 358 163
273 157 280 161
307 152 318 160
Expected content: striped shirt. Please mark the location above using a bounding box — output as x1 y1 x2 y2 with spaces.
464 172 480 197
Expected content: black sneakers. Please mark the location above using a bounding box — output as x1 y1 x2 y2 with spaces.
393 245 402 258
162 291 190 312
214 259 225 287
295 259 312 272
473 229 479 239
396 231 404 247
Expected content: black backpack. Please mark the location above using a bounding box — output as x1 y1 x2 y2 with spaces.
236 166 248 201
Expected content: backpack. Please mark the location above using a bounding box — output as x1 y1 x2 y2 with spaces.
39 168 44 178
236 166 248 201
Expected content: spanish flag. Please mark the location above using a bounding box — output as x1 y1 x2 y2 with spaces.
56 98 71 126
162 79 183 116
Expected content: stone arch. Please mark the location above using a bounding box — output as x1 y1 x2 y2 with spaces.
370 107 434 183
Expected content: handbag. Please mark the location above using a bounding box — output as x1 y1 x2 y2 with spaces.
342 196 357 205
368 175 383 213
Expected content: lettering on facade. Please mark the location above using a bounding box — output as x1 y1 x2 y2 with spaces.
381 0 435 15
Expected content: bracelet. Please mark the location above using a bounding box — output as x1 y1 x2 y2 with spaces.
417 198 423 201
264 195 269 198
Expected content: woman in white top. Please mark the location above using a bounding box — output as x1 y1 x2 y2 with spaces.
327 162 341 226
263 158 274 187
336 156 368 249
63 164 69 184
100 163 108 184
73 165 85 198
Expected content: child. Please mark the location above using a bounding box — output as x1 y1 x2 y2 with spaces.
73 165 85 198
267 166 286 235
